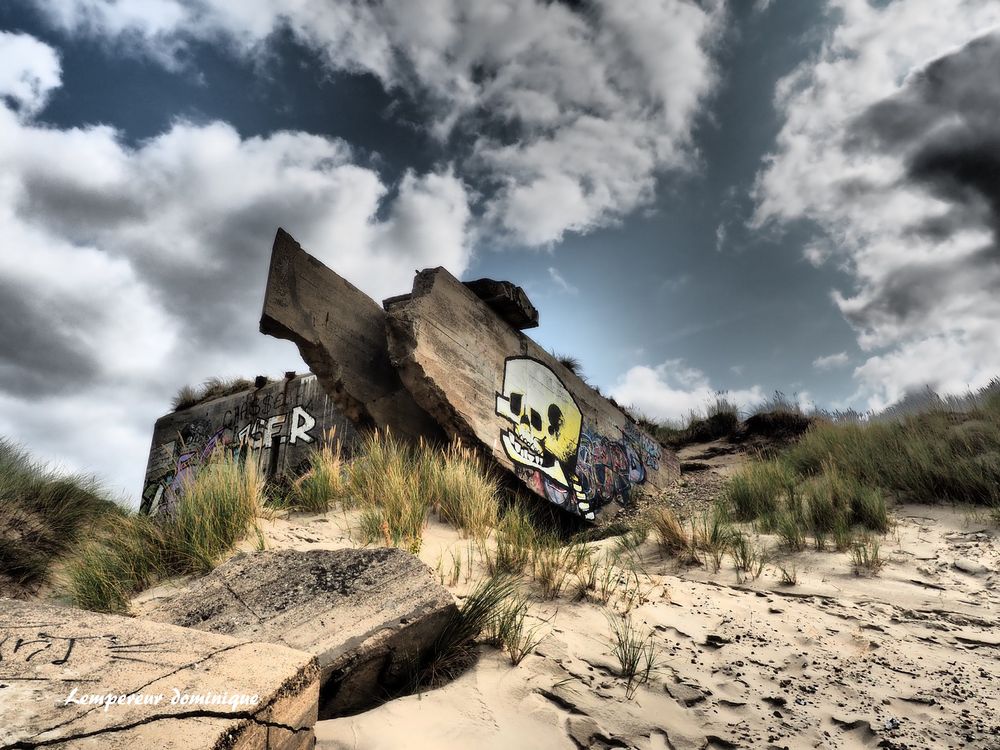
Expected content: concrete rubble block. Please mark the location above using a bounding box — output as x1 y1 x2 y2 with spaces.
259 228 442 443
385 267 680 522
385 277 539 331
142 548 458 718
0 598 319 750
461 277 540 330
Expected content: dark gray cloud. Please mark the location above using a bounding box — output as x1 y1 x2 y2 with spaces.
754 4 1000 408
850 31 1000 242
835 31 1000 335
0 279 100 396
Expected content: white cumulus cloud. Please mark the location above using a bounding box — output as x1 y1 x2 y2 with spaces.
28 0 725 247
753 0 1000 410
0 29 61 117
812 351 849 371
610 359 765 423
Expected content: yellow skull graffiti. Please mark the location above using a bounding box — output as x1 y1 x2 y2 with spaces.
495 357 582 488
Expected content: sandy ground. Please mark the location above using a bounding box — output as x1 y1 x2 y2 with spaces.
132 447 1000 750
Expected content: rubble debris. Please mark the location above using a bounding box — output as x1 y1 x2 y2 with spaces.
258 229 679 523
142 548 458 718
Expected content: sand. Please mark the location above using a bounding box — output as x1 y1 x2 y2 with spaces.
132 457 1000 749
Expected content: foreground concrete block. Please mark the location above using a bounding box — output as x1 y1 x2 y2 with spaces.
386 268 680 522
0 598 319 749
142 549 458 718
259 229 442 443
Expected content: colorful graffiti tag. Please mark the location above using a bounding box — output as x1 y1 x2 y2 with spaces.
140 375 336 516
495 356 661 520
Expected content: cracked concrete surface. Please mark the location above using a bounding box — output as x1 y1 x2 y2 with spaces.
138 548 457 718
0 599 319 749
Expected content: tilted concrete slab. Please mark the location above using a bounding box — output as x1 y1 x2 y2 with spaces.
385 268 680 522
258 229 678 523
0 598 319 749
384 277 539 331
141 549 457 718
259 228 442 443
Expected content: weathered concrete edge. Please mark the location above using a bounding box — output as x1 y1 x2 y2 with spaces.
259 228 443 443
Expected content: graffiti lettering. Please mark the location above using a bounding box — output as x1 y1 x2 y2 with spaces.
141 405 318 515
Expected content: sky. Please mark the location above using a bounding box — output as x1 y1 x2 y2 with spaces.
1 0 999 505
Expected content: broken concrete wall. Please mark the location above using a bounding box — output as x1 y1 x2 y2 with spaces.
142 373 357 515
0 598 319 749
386 268 679 522
258 230 679 523
259 228 443 443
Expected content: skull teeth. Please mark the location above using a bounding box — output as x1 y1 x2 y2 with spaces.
502 431 544 469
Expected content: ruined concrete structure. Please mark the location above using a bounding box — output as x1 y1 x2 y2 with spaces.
260 229 679 522
141 373 357 515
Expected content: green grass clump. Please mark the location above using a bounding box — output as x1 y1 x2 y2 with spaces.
482 502 540 576
692 504 736 571
164 453 264 573
288 439 346 512
784 408 1000 506
65 516 166 613
850 535 885 576
429 442 500 538
416 575 520 686
728 531 770 581
802 465 889 537
350 432 502 552
723 459 795 522
0 439 125 594
607 613 659 700
485 588 548 665
65 452 263 613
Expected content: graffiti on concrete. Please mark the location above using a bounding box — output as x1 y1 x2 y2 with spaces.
141 375 354 516
495 357 661 520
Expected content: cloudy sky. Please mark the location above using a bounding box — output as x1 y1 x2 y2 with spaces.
2 0 999 504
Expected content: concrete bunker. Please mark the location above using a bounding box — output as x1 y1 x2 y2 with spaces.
257 229 679 523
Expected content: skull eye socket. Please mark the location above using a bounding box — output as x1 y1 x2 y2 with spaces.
530 409 542 431
509 392 523 415
547 404 564 437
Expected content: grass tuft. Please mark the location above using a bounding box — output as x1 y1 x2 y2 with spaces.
416 575 519 686
0 439 125 594
850 536 885 576
288 437 346 513
64 452 263 613
607 613 659 700
485 588 548 665
723 459 795 522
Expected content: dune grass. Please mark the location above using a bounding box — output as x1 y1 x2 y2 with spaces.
607 612 659 700
415 574 520 686
717 388 1000 559
347 432 502 552
723 458 796 522
0 439 125 594
65 452 264 613
288 439 346 513
784 411 1000 506
171 376 260 411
